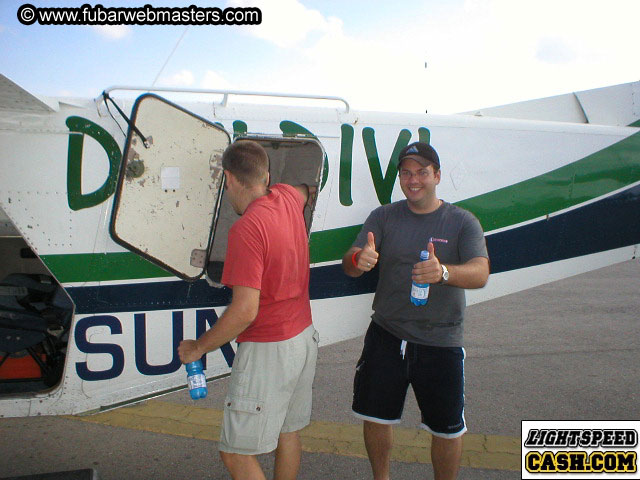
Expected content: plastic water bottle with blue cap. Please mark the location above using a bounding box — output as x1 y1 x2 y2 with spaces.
410 250 430 306
186 359 208 399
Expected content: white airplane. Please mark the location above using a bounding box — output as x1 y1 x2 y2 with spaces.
0 73 638 417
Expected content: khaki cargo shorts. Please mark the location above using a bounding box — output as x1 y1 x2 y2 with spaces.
219 324 319 455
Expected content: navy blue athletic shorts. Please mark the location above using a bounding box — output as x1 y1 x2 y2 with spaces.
352 321 466 438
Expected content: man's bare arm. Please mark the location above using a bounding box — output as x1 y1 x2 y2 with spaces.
443 256 490 289
178 285 259 364
293 184 317 207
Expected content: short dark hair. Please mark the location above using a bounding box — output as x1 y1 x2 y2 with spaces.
222 140 269 186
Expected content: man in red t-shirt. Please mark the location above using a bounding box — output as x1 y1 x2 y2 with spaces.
178 140 318 480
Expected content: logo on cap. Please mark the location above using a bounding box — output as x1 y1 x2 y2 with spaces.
406 146 419 155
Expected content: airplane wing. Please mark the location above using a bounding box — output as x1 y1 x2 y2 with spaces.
0 73 58 113
460 80 640 127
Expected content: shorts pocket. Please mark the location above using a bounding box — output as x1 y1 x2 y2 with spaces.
222 395 267 452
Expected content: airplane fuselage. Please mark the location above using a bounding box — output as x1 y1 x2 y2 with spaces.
0 84 638 416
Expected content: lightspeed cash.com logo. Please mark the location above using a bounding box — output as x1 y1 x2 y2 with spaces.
522 421 639 479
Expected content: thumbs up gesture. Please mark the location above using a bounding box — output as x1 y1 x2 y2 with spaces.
411 241 442 283
357 232 379 272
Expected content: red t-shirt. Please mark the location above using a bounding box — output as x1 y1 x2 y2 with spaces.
221 183 312 342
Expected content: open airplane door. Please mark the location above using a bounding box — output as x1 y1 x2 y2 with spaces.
110 94 230 281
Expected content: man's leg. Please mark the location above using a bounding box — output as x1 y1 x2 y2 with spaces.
431 435 462 480
275 327 318 479
411 345 466 479
363 421 394 480
219 451 266 480
273 431 301 480
354 324 409 480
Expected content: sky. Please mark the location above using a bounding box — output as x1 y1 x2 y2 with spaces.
0 0 638 114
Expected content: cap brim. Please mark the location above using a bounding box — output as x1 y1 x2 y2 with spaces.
399 154 436 168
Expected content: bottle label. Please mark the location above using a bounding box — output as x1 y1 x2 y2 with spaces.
188 373 207 390
411 283 429 300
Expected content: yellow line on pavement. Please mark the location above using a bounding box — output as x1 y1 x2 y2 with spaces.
67 400 519 471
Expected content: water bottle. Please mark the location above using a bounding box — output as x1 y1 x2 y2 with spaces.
410 250 430 306
186 360 208 400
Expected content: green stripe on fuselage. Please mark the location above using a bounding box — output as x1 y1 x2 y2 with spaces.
41 252 170 283
42 128 640 283
457 128 640 232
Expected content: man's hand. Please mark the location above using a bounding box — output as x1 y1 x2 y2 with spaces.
411 242 490 288
178 339 203 365
355 232 379 272
342 231 379 277
411 242 443 284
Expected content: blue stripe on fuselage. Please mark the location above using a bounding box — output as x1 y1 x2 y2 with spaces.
67 184 640 315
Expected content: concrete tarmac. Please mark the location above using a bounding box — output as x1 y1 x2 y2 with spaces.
1 259 639 479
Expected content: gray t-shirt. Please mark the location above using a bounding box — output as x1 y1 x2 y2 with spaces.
353 200 488 347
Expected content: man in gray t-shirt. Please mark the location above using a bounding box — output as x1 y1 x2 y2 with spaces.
342 142 489 480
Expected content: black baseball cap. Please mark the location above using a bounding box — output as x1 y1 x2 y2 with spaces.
398 142 440 169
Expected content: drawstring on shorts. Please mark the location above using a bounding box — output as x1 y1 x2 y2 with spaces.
400 340 407 359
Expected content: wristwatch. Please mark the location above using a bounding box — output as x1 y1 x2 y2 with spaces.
439 264 449 284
